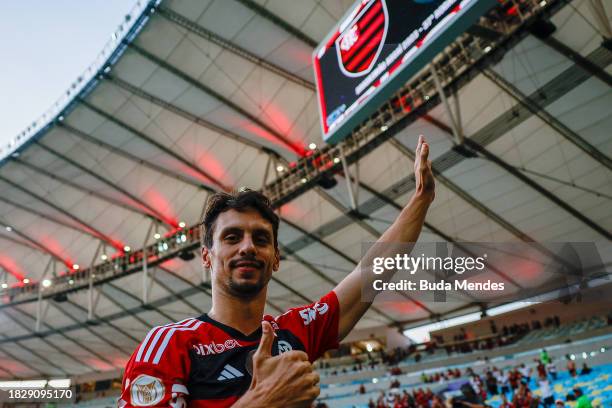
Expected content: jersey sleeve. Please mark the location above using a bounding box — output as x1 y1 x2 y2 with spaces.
278 290 340 362
119 320 196 408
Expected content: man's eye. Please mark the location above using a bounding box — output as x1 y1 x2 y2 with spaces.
256 236 270 244
225 235 239 242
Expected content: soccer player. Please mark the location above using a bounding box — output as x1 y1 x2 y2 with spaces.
119 136 435 407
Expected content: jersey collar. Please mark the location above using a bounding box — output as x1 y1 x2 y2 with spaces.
198 314 263 342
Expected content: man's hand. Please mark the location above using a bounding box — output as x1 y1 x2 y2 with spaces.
234 321 320 408
414 134 435 202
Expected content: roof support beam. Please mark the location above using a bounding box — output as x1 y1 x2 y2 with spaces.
12 158 157 223
34 142 177 227
59 123 212 192
0 196 81 232
0 233 134 363
587 0 612 40
0 286 204 346
232 0 318 48
8 306 115 371
0 340 53 377
540 36 612 87
481 67 612 170
421 114 612 256
389 137 538 243
46 301 134 358
79 99 228 191
0 234 41 252
127 42 305 156
156 6 314 90
105 74 279 156
0 221 70 269
464 138 612 240
1 310 83 375
64 299 142 345
0 226 168 341
0 175 122 250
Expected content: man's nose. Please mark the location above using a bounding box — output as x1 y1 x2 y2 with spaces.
238 234 256 256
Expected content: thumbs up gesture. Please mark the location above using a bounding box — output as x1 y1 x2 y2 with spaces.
235 321 320 408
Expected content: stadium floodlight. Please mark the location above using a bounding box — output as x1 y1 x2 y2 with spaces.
372 378 378 384
42 279 52 288
23 278 30 284
100 254 108 261
276 165 285 172
154 233 161 240
73 264 79 270
124 245 131 252
308 143 317 150
68 279 74 285
1 283 7 289
179 221 186 228
301 178 307 184
333 157 340 164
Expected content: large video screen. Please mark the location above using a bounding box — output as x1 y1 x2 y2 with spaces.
313 0 496 144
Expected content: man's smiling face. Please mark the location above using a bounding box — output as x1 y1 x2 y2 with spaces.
202 208 279 299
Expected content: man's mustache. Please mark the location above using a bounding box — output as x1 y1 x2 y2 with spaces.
229 258 264 268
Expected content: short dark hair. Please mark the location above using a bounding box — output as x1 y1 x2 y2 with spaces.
200 189 279 249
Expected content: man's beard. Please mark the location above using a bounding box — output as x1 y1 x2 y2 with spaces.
227 270 266 298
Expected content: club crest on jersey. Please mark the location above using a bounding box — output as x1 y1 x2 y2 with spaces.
192 339 242 356
278 340 293 354
299 302 329 326
335 0 389 77
130 374 164 406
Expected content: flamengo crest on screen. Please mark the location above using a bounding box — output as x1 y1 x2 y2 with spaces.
335 0 389 77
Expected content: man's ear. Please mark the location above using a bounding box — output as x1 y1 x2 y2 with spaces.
202 246 212 269
272 247 280 272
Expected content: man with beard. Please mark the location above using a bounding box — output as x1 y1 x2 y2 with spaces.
119 136 435 407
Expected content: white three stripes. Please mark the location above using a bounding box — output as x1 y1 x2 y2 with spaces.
217 364 244 380
136 318 203 364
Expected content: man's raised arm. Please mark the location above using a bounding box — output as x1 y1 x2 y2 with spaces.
333 135 435 341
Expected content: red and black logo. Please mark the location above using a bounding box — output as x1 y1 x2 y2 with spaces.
335 0 389 77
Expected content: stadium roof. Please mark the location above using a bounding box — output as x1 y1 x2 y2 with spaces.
0 0 610 378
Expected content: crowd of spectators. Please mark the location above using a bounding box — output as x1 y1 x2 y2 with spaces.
347 350 595 408
323 314 576 378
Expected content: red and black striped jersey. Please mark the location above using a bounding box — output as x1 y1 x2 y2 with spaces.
118 291 339 408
